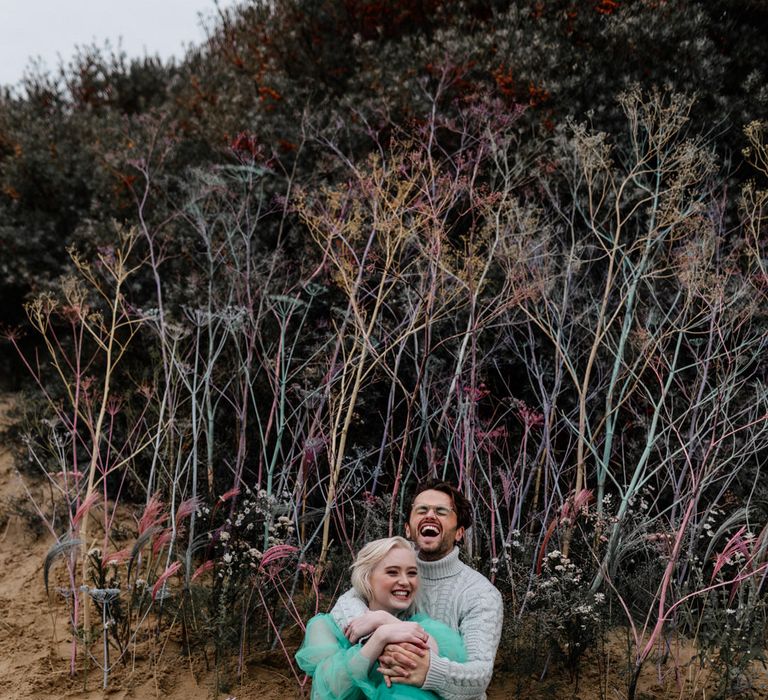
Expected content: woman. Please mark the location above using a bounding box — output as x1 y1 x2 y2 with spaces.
295 536 465 699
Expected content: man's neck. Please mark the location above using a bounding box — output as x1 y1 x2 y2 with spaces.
417 546 463 580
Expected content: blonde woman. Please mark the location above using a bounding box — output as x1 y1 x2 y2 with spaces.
296 537 466 699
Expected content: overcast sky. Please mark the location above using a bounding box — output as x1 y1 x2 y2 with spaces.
1 0 242 89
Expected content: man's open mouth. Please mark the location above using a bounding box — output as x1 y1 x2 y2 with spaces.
419 523 441 537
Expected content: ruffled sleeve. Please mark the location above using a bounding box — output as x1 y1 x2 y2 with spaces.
295 614 376 700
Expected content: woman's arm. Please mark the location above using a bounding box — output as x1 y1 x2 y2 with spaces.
295 616 370 700
296 616 429 699
359 621 430 663
344 610 400 643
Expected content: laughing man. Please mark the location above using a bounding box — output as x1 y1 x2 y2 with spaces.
330 480 503 700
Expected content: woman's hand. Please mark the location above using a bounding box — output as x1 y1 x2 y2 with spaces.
373 621 429 648
360 621 429 667
344 610 399 643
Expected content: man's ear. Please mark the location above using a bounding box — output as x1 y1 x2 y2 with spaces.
405 522 412 540
454 526 465 544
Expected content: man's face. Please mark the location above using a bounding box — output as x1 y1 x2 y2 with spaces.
405 488 464 561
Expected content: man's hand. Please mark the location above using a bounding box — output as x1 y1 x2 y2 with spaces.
344 610 398 643
378 643 430 688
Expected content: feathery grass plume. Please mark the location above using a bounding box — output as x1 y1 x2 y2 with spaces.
702 506 751 564
259 544 298 574
126 526 160 583
151 561 182 600
137 495 166 535
560 489 593 523
71 492 100 528
174 497 200 527
218 486 240 503
710 527 752 584
190 560 214 582
535 489 593 574
209 487 240 523
44 539 82 597
102 546 132 568
151 528 173 558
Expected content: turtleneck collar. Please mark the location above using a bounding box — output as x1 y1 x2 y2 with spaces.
417 546 463 580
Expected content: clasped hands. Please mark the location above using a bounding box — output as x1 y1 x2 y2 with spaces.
344 611 434 687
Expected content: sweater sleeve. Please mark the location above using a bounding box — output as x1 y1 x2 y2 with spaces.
421 584 503 699
329 587 370 630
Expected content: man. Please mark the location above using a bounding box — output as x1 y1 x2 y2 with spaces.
331 480 503 700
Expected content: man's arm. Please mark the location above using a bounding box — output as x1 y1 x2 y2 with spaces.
424 585 503 697
381 585 503 699
329 587 369 630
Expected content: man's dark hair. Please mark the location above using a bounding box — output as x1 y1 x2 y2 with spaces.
405 479 473 530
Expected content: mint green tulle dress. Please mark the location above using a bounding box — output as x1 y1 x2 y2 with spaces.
295 613 466 700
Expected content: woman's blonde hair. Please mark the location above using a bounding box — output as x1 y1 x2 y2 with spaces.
350 536 417 608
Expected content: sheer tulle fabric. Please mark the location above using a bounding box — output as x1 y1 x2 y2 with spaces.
296 613 466 700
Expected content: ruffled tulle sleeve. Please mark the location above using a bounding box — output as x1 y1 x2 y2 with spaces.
295 614 375 700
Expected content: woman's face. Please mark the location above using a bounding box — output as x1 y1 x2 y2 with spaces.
367 546 419 613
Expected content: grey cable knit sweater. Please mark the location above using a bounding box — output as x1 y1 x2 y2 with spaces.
330 547 503 700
